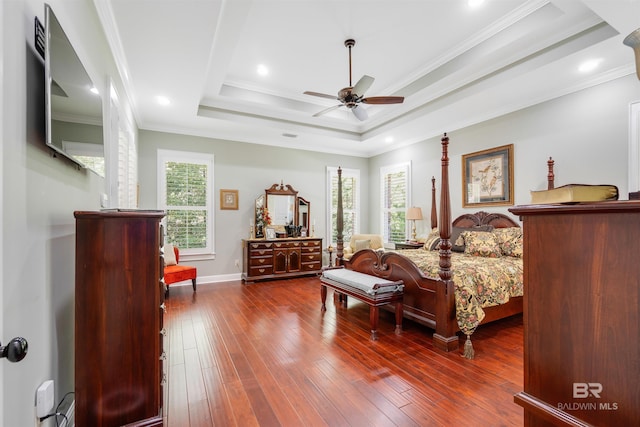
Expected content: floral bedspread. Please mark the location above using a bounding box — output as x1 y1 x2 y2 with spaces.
395 250 523 337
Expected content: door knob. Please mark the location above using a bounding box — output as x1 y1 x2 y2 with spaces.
0 337 28 362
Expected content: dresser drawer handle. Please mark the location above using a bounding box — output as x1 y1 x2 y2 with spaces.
161 373 167 386
259 259 265 264
160 303 166 313
159 351 167 361
160 328 167 336
258 268 265 273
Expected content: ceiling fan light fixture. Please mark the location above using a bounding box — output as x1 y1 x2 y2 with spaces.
303 38 404 121
352 105 368 121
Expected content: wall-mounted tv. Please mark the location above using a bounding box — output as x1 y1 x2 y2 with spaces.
44 4 104 176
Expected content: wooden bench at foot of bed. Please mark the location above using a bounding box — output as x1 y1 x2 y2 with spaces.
320 268 404 341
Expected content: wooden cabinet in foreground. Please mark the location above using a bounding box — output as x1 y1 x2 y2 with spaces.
74 210 165 426
509 202 639 427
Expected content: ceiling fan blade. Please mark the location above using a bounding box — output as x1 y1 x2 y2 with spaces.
304 91 339 101
352 75 374 96
361 96 404 105
313 104 343 117
351 105 368 121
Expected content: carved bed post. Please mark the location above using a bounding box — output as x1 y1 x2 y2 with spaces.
434 133 459 353
547 157 555 190
336 167 344 266
430 176 437 230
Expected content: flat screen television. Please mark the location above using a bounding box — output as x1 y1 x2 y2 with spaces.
44 4 104 175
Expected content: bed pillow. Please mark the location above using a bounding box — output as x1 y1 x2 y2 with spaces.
492 227 523 258
354 239 371 252
423 228 440 251
459 231 502 258
451 225 494 252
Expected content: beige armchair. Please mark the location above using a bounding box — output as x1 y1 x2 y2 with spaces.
342 234 385 261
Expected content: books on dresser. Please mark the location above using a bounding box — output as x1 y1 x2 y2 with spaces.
530 184 618 204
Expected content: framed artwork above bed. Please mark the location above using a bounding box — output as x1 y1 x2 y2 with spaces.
462 144 514 207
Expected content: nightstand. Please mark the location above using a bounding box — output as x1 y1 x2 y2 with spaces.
395 242 423 250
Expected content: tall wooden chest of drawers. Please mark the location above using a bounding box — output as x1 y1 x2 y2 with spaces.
242 237 323 282
510 202 639 427
74 210 165 426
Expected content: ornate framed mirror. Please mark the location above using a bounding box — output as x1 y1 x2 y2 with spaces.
298 197 310 232
253 182 311 239
265 182 298 226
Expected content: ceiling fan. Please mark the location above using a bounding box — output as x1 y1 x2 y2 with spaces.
303 39 404 121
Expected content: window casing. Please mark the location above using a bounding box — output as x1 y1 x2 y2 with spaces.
327 167 360 244
158 150 214 256
380 162 411 244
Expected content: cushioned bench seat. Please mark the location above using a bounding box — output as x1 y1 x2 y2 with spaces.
320 267 404 340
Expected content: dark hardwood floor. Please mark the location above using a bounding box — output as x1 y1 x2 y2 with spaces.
162 276 524 426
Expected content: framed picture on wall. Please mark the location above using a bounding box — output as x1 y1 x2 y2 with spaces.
462 144 514 207
220 189 239 210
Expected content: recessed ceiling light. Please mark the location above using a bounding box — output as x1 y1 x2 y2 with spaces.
156 95 171 106
385 136 394 144
578 59 602 73
468 0 485 8
90 86 99 95
257 64 269 76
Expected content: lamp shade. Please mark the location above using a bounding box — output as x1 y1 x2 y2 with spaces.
406 207 423 220
623 28 640 80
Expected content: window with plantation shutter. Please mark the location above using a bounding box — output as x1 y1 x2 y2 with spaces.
327 167 360 245
158 150 214 256
380 162 411 244
106 83 138 209
117 126 137 208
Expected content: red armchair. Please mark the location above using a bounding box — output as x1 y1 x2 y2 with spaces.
163 245 197 296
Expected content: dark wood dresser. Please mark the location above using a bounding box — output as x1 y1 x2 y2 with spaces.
74 210 165 426
242 237 323 282
509 202 639 427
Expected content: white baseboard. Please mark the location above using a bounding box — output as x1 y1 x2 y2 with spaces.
167 273 242 289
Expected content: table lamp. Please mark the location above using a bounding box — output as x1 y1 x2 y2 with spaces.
406 207 423 241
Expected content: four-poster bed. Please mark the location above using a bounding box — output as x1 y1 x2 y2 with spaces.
335 134 527 358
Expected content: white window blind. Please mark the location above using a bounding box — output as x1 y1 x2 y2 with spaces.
117 126 137 208
107 82 137 209
327 167 360 244
158 150 214 255
380 162 411 244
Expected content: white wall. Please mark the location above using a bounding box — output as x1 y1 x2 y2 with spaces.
369 74 640 238
1 1 122 425
137 130 369 280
